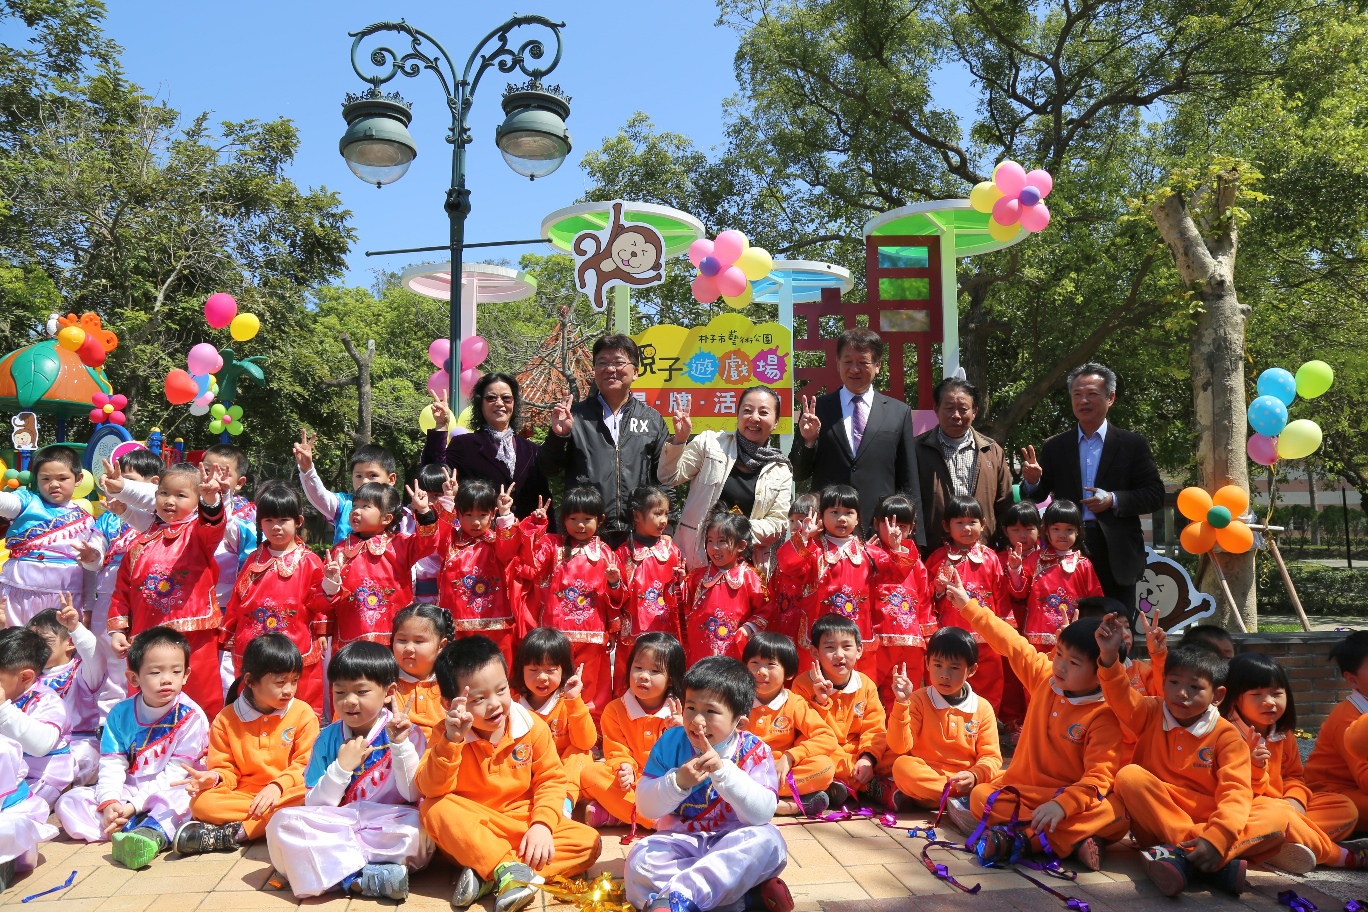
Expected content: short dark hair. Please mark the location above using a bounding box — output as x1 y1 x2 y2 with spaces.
454 477 498 514
32 445 81 477
683 655 755 719
592 334 640 367
254 481 304 540
789 492 819 518
1165 644 1229 689
26 609 69 643
0 626 50 675
943 494 985 523
469 373 524 433
1330 630 1368 676
626 632 686 701
203 444 248 479
1074 596 1134 630
742 631 799 679
932 377 981 412
835 327 883 363
1057 617 1104 664
350 444 397 476
1000 501 1041 530
434 634 506 700
117 448 164 480
926 626 978 666
512 627 574 699
1220 652 1296 733
561 484 605 519
872 494 917 529
128 626 190 671
393 604 454 641
811 612 862 648
1181 624 1233 656
1042 499 1084 533
327 640 398 688
1067 362 1117 397
352 482 402 534
819 484 861 520
226 633 304 705
416 463 450 496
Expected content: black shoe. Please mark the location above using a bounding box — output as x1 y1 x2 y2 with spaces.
826 781 850 808
1141 845 1191 897
799 790 830 817
174 821 239 855
0 858 14 892
1203 858 1247 896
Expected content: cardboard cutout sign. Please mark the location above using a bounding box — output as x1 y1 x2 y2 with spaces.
11 412 37 450
1138 547 1217 632
573 201 666 312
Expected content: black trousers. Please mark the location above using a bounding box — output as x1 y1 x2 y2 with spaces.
1083 521 1137 614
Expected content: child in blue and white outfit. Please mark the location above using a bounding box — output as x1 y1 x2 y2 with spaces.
0 625 71 808
628 656 791 912
293 435 414 545
0 733 59 890
27 596 105 786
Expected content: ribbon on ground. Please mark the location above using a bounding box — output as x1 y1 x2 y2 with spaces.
515 873 632 912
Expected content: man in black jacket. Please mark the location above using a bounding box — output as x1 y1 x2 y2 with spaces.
789 327 924 542
1020 362 1165 611
539 334 670 548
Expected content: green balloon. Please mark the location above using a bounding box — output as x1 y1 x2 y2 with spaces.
1295 360 1334 399
2 469 15 481
1206 505 1233 529
208 419 224 434
227 422 245 436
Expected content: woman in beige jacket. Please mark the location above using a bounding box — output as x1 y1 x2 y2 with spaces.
658 385 794 571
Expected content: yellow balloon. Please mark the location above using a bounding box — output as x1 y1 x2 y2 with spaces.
723 285 753 310
987 218 1020 242
1276 418 1322 459
72 470 95 499
230 312 260 342
57 325 86 351
418 404 437 432
736 247 774 282
969 180 1004 214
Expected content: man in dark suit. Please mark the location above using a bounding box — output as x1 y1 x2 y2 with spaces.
789 328 924 542
1020 362 1165 611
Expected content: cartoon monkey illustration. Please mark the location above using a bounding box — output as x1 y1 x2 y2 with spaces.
10 412 38 451
573 201 665 312
1136 548 1217 632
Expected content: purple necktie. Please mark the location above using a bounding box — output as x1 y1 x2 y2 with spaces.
851 396 867 453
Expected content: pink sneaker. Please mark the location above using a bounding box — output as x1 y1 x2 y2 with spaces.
583 801 619 828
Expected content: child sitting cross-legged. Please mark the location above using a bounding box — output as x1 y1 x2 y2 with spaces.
1094 613 1292 896
0 624 71 810
514 627 598 811
626 655 792 912
1306 630 1368 826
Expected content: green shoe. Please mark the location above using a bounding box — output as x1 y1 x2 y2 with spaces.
493 862 539 912
111 829 162 869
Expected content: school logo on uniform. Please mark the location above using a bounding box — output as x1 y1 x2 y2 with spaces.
964 720 978 736
852 702 866 717
1066 723 1087 744
549 718 564 737
512 743 532 766
281 727 295 744
1196 746 1216 768
772 715 791 733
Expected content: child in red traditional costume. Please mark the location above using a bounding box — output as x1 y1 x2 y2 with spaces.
925 494 1013 713
105 460 233 718
434 478 522 666
321 481 439 648
614 486 683 696
994 500 1040 737
513 485 627 723
766 493 820 676
865 494 933 707
680 513 769 668
220 482 329 716
1005 499 1103 652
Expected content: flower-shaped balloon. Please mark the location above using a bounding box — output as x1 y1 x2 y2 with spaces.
1177 485 1254 554
687 230 774 309
90 392 128 426
970 161 1054 242
208 403 246 436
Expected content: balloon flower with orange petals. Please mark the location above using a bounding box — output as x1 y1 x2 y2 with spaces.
1177 485 1255 555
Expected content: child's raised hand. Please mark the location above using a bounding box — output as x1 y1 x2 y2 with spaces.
519 821 556 870
1007 542 1024 575
73 537 100 565
429 389 452 430
605 563 621 586
532 496 550 522
943 568 971 610
445 686 474 741
810 662 835 706
1030 799 1066 833
442 466 460 499
852 754 874 785
293 429 316 472
323 553 343 585
56 592 81 632
891 662 915 703
386 694 414 744
666 696 684 729
406 479 431 515
109 630 130 659
948 770 977 796
336 735 371 773
879 517 903 552
495 482 515 516
100 456 125 495
1140 608 1167 655
1094 612 1126 667
563 664 585 701
616 762 635 792
1246 727 1270 768
170 762 218 797
248 782 283 818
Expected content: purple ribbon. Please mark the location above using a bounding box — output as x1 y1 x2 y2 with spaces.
920 841 982 895
1279 892 1320 912
1014 866 1090 912
1344 903 1365 912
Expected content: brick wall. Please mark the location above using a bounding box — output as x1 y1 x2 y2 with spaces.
1230 632 1349 732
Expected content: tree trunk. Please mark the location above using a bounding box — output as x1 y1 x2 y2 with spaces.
322 334 376 446
1308 463 1321 545
1151 172 1256 631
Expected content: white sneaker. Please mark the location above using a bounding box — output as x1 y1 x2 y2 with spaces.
1266 842 1316 874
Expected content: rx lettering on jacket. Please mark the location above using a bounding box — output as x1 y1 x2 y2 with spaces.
629 418 650 434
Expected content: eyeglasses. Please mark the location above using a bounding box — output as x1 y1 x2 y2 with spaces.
482 394 515 404
594 360 634 371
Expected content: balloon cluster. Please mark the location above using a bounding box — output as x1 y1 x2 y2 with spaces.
969 162 1054 242
1246 361 1333 465
1178 485 1254 555
56 313 119 368
162 293 263 435
89 392 128 426
0 458 27 491
687 231 774 309
205 293 260 342
427 335 489 400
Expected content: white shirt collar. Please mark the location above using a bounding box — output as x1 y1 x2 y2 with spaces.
927 685 979 714
464 701 534 744
399 669 436 685
831 671 861 695
234 692 291 722
754 689 789 712
1077 419 1110 443
1161 702 1220 737
519 692 561 716
840 387 874 408
623 690 674 721
1048 681 1105 704
1350 690 1368 714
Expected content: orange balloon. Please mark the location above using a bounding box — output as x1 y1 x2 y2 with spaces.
1180 521 1217 554
1176 487 1214 522
1216 521 1254 554
1212 484 1249 516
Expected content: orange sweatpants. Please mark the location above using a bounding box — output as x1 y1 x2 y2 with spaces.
579 761 653 828
191 783 307 840
786 753 836 797
970 782 1129 857
421 794 602 881
1114 765 1290 862
561 752 593 805
893 755 960 807
1250 793 1358 866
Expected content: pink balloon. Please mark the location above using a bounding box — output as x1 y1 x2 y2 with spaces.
687 238 714 268
1019 202 1051 233
460 335 489 369
427 369 450 397
459 368 482 398
992 196 1022 226
1247 433 1278 466
692 273 720 304
204 293 238 329
89 408 103 423
993 161 1028 197
428 338 450 370
193 392 215 408
716 265 748 298
92 392 110 408
187 343 223 375
1025 169 1053 199
111 394 128 410
712 230 748 266
110 411 126 426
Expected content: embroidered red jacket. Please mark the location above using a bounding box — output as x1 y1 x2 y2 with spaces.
435 512 522 632
108 503 225 636
1009 549 1104 645
924 543 1013 645
326 522 439 645
776 535 875 642
767 540 818 651
516 515 627 645
615 535 683 643
681 562 768 666
997 544 1038 630
221 542 329 666
865 538 933 647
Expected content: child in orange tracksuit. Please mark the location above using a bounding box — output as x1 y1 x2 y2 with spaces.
614 486 683 696
513 628 598 808
176 634 320 854
1223 652 1364 870
943 581 1127 872
578 633 685 827
1094 614 1292 896
393 605 453 743
743 631 839 817
865 494 932 707
792 613 890 808
1306 631 1368 826
883 627 1001 811
417 635 601 912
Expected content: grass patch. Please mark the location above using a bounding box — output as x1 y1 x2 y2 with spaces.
1259 622 1307 632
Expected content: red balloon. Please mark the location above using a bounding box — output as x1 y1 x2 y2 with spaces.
165 369 199 404
110 412 126 425
89 408 103 423
92 392 110 407
111 394 128 410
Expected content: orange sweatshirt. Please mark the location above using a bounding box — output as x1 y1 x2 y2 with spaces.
793 668 888 766
887 686 1002 786
1306 693 1368 794
600 691 675 774
749 688 839 768
397 674 445 744
415 702 570 833
1347 712 1368 763
960 597 1122 818
205 696 319 793
521 692 598 758
1099 660 1253 857
1230 717 1313 806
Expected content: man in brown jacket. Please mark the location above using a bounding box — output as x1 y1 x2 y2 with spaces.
915 377 1014 554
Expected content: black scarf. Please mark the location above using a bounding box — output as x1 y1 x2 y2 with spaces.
734 431 788 473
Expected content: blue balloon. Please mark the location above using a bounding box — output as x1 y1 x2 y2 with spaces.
699 256 722 278
1247 395 1289 437
1256 367 1297 407
192 373 211 395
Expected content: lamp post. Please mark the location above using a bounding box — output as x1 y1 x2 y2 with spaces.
340 17 571 415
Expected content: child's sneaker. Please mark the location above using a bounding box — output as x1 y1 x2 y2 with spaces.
1141 845 1191 897
1203 858 1247 896
825 781 850 809
944 796 979 836
800 790 830 817
1341 841 1368 868
861 776 913 813
745 877 794 912
493 861 540 912
1266 842 1315 874
646 893 701 912
355 863 409 900
451 866 494 908
174 821 239 855
583 800 619 828
111 821 168 870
